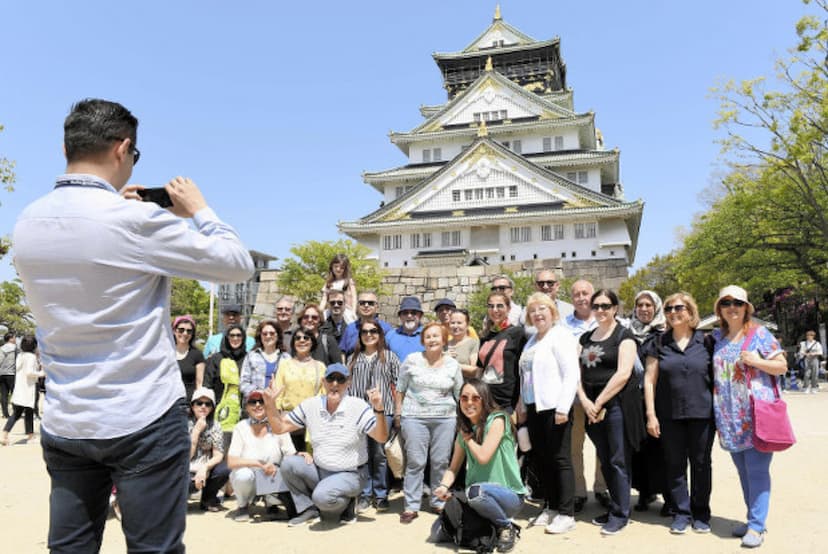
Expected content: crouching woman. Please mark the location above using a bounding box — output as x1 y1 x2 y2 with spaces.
434 379 525 553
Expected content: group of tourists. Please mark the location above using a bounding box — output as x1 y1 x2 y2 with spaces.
171 254 792 551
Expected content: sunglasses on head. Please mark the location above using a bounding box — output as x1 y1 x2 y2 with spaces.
325 374 347 384
591 303 614 311
175 327 193 335
664 305 687 314
246 398 264 406
719 299 746 308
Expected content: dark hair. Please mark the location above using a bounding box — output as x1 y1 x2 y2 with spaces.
326 254 352 285
3 332 14 342
291 327 318 356
349 320 388 369
297 304 322 328
450 308 470 324
254 319 283 352
220 324 247 363
20 335 37 353
64 99 138 163
172 316 197 349
457 379 507 443
591 289 620 307
486 292 511 308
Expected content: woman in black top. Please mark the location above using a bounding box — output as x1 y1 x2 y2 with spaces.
477 292 526 412
172 315 205 401
297 303 343 365
643 292 715 534
578 289 643 536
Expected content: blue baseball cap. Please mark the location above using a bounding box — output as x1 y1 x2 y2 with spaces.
324 363 350 379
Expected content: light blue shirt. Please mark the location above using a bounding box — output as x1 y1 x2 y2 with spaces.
13 174 254 439
563 312 597 338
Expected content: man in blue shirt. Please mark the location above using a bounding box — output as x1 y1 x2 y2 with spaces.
203 303 255 356
339 291 392 355
386 296 425 363
13 99 254 553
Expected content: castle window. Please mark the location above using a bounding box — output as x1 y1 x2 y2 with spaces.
465 190 473 201
542 137 552 152
486 187 494 199
508 186 518 198
578 171 588 184
541 224 564 241
574 222 596 239
395 186 405 198
510 226 531 243
566 172 577 181
383 234 403 250
422 149 431 163
452 190 461 202
496 187 505 198
475 189 484 200
410 234 420 249
441 231 461 247
433 148 442 161
554 136 564 150
512 139 522 153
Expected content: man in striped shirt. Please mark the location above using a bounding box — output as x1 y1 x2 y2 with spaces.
264 363 388 526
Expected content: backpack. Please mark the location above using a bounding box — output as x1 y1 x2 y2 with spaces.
439 492 499 553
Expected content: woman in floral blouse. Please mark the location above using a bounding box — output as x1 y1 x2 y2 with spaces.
711 286 787 549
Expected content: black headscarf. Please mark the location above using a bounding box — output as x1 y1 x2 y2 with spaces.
220 324 247 364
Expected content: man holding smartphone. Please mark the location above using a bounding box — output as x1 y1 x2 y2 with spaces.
13 98 254 553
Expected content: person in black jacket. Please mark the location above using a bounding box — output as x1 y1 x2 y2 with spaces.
477 292 526 413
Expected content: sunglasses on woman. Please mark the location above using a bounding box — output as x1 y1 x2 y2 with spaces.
246 398 265 406
591 303 614 311
360 328 380 336
663 305 687 313
719 299 746 308
175 327 193 335
192 400 213 407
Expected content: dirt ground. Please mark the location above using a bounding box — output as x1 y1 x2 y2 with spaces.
1 388 824 553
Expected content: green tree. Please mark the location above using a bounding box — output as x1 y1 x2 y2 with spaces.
0 279 34 334
619 253 682 310
1 123 16 259
277 239 385 304
170 278 215 343
466 272 571 332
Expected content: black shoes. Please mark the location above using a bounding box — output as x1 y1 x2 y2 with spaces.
496 524 519 553
574 496 587 513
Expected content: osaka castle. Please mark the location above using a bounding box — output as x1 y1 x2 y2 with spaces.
339 6 643 271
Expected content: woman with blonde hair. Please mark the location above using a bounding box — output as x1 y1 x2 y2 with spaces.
710 286 787 548
643 292 715 534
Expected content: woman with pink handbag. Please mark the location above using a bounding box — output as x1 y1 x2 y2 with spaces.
711 286 790 549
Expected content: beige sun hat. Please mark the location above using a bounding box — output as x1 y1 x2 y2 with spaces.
714 285 754 313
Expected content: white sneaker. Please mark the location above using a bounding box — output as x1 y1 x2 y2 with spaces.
530 508 556 527
806 387 813 394
545 514 576 534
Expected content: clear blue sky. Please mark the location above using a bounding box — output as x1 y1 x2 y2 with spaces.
0 0 810 284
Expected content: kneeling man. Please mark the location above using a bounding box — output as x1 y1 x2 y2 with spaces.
264 363 388 526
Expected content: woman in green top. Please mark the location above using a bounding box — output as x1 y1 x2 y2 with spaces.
434 379 526 553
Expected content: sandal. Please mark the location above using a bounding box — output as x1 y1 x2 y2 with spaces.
399 511 419 524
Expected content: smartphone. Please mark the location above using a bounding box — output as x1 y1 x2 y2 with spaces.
137 187 173 208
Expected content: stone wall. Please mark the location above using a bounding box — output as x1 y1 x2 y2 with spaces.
249 258 628 330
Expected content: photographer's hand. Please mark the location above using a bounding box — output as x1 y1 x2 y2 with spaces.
165 177 207 218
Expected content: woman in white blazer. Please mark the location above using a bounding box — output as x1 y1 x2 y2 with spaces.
517 292 580 535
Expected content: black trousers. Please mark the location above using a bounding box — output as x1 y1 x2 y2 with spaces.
0 375 15 418
660 417 715 523
526 404 575 516
3 404 34 435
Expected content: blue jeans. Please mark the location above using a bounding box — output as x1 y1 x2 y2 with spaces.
41 398 190 553
360 415 391 500
585 398 631 528
401 416 455 512
280 455 362 517
467 483 523 528
731 448 773 532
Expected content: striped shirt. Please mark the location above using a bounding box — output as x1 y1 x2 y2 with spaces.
346 349 400 415
287 395 376 472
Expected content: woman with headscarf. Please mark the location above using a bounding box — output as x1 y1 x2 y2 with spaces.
204 324 248 451
627 291 671 514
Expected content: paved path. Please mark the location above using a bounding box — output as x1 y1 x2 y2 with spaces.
1 389 823 553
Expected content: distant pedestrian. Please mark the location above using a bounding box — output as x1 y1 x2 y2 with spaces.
1 335 44 445
798 330 823 394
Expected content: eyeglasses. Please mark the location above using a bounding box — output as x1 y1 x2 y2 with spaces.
260 331 277 337
329 300 344 307
591 303 614 311
294 335 311 342
228 333 244 339
360 328 380 336
302 314 320 321
719 299 746 308
487 303 506 310
175 327 193 335
325 374 348 384
536 280 557 288
358 300 377 307
192 400 213 407
460 394 482 403
490 285 512 292
664 305 687 314
111 137 140 165
246 398 264 406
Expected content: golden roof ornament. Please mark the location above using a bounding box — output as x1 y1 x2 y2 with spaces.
477 120 489 137
494 4 502 21
485 56 493 72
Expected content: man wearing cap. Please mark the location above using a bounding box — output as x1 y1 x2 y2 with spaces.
434 298 479 340
203 304 255 357
263 363 388 526
339 291 392 356
386 297 426 363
